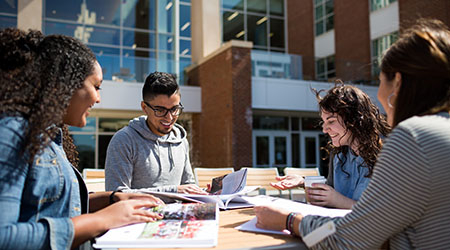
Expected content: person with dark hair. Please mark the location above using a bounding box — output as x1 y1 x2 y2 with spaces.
0 28 163 250
271 84 390 209
254 18 450 249
105 71 206 194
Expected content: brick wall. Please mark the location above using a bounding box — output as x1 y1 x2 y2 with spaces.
334 0 371 83
287 0 315 80
188 45 252 169
399 0 450 31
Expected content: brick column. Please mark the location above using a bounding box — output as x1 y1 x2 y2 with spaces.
398 0 450 31
334 0 371 83
287 0 315 80
187 41 253 169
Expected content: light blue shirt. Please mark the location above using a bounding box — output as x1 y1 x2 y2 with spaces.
0 116 85 250
333 150 370 201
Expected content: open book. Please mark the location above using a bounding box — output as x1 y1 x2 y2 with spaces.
143 168 259 210
94 203 219 249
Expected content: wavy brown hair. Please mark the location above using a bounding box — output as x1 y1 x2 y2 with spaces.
0 28 96 167
380 19 450 127
314 83 391 177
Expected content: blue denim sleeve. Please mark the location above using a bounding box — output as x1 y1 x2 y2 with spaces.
0 119 74 250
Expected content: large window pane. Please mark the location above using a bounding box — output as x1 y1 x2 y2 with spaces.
291 133 300 167
157 51 175 74
247 14 267 47
45 0 82 22
222 0 244 11
253 116 289 130
180 39 191 56
123 29 155 49
99 118 129 132
85 0 121 26
98 135 113 169
179 4 191 37
223 10 244 41
159 33 174 51
305 137 317 165
122 0 156 30
270 18 284 49
274 137 286 165
270 0 284 16
247 0 266 14
0 16 16 28
86 25 120 45
72 134 95 170
158 0 174 33
256 136 269 165
69 117 96 132
44 21 79 37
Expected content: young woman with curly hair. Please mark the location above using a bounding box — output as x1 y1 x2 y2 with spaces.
0 28 163 249
256 19 450 249
271 84 391 209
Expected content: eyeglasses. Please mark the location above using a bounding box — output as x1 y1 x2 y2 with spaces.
143 101 184 117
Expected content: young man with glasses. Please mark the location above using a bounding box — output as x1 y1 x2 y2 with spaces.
105 72 207 195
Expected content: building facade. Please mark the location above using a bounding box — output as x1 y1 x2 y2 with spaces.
2 0 449 174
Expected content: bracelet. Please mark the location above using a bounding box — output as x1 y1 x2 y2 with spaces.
109 190 119 205
286 212 299 236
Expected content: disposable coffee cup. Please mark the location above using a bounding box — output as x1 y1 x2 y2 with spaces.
304 176 326 204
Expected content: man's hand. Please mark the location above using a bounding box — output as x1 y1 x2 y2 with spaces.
177 184 209 194
270 174 304 190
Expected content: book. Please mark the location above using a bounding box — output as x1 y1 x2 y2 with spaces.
93 203 219 248
235 196 351 235
142 169 260 210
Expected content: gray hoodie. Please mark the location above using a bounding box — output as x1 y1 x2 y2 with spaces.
105 115 195 193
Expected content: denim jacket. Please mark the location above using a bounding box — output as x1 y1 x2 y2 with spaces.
332 150 371 201
0 116 88 250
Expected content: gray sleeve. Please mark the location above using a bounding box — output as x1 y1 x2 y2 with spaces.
298 126 430 249
180 138 196 185
105 131 134 192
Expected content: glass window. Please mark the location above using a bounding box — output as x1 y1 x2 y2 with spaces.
291 133 300 167
85 25 120 45
45 0 82 22
157 51 175 74
158 33 174 51
291 117 299 131
0 0 17 14
122 0 156 30
256 136 269 165
98 135 113 169
86 0 121 26
314 0 334 36
158 0 174 33
179 56 192 85
180 0 190 3
370 0 397 12
305 137 317 165
123 29 156 49
253 116 289 130
180 39 191 56
99 118 129 132
69 117 96 132
269 0 284 16
315 55 335 81
371 31 398 78
44 21 79 37
179 4 191 37
270 18 284 49
0 16 16 28
302 117 322 131
247 14 267 47
247 0 266 14
72 134 95 170
222 0 244 11
223 10 244 41
274 137 287 165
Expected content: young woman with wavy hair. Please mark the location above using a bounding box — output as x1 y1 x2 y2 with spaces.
271 84 390 209
0 28 163 249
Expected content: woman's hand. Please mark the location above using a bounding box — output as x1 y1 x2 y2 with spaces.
270 174 304 190
307 183 356 209
254 205 290 231
177 184 209 194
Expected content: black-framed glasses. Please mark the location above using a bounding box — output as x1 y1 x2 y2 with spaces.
143 101 184 117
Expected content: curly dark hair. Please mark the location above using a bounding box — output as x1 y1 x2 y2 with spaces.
0 29 96 167
314 82 391 177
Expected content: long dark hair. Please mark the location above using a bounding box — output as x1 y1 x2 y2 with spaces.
0 29 96 166
381 19 450 127
314 83 391 177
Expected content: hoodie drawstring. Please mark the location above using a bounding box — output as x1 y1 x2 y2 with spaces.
168 144 174 171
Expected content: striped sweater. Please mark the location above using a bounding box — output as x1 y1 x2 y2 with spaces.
299 112 450 249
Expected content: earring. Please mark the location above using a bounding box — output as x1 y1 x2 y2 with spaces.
387 93 395 108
